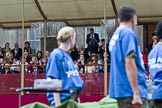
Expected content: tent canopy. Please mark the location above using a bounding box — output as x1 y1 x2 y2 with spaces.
0 0 162 28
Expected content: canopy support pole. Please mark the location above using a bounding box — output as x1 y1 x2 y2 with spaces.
21 0 25 95
104 0 108 96
44 20 47 54
34 0 48 56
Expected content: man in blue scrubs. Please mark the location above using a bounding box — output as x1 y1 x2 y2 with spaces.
148 21 162 108
46 27 84 106
109 6 147 108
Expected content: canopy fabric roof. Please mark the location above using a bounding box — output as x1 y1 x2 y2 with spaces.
115 0 162 24
0 0 162 28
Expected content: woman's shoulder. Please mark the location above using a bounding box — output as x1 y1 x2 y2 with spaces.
50 48 63 58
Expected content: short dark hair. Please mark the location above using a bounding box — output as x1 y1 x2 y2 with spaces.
118 6 136 22
25 41 30 46
152 32 156 37
90 28 94 31
156 21 162 39
101 39 105 42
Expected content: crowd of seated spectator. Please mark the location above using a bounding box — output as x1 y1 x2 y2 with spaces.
0 41 49 74
0 39 109 74
70 39 110 73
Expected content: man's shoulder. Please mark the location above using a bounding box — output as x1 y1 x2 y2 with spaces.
18 48 22 50
94 33 99 35
118 27 136 40
11 48 14 52
87 33 91 36
120 26 135 35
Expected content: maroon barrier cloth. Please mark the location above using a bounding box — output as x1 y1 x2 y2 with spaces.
0 73 109 95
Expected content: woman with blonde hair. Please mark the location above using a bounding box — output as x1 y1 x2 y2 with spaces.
46 26 84 106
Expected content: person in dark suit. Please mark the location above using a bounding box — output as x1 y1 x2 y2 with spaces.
77 54 85 73
99 39 105 61
24 41 32 56
31 64 43 73
86 28 100 54
84 45 92 61
12 42 22 60
24 52 31 64
0 47 4 59
0 58 5 73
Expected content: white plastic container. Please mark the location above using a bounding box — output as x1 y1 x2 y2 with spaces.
34 79 62 89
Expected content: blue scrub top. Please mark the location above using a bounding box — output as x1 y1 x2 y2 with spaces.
148 43 162 100
109 25 147 99
46 48 84 105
